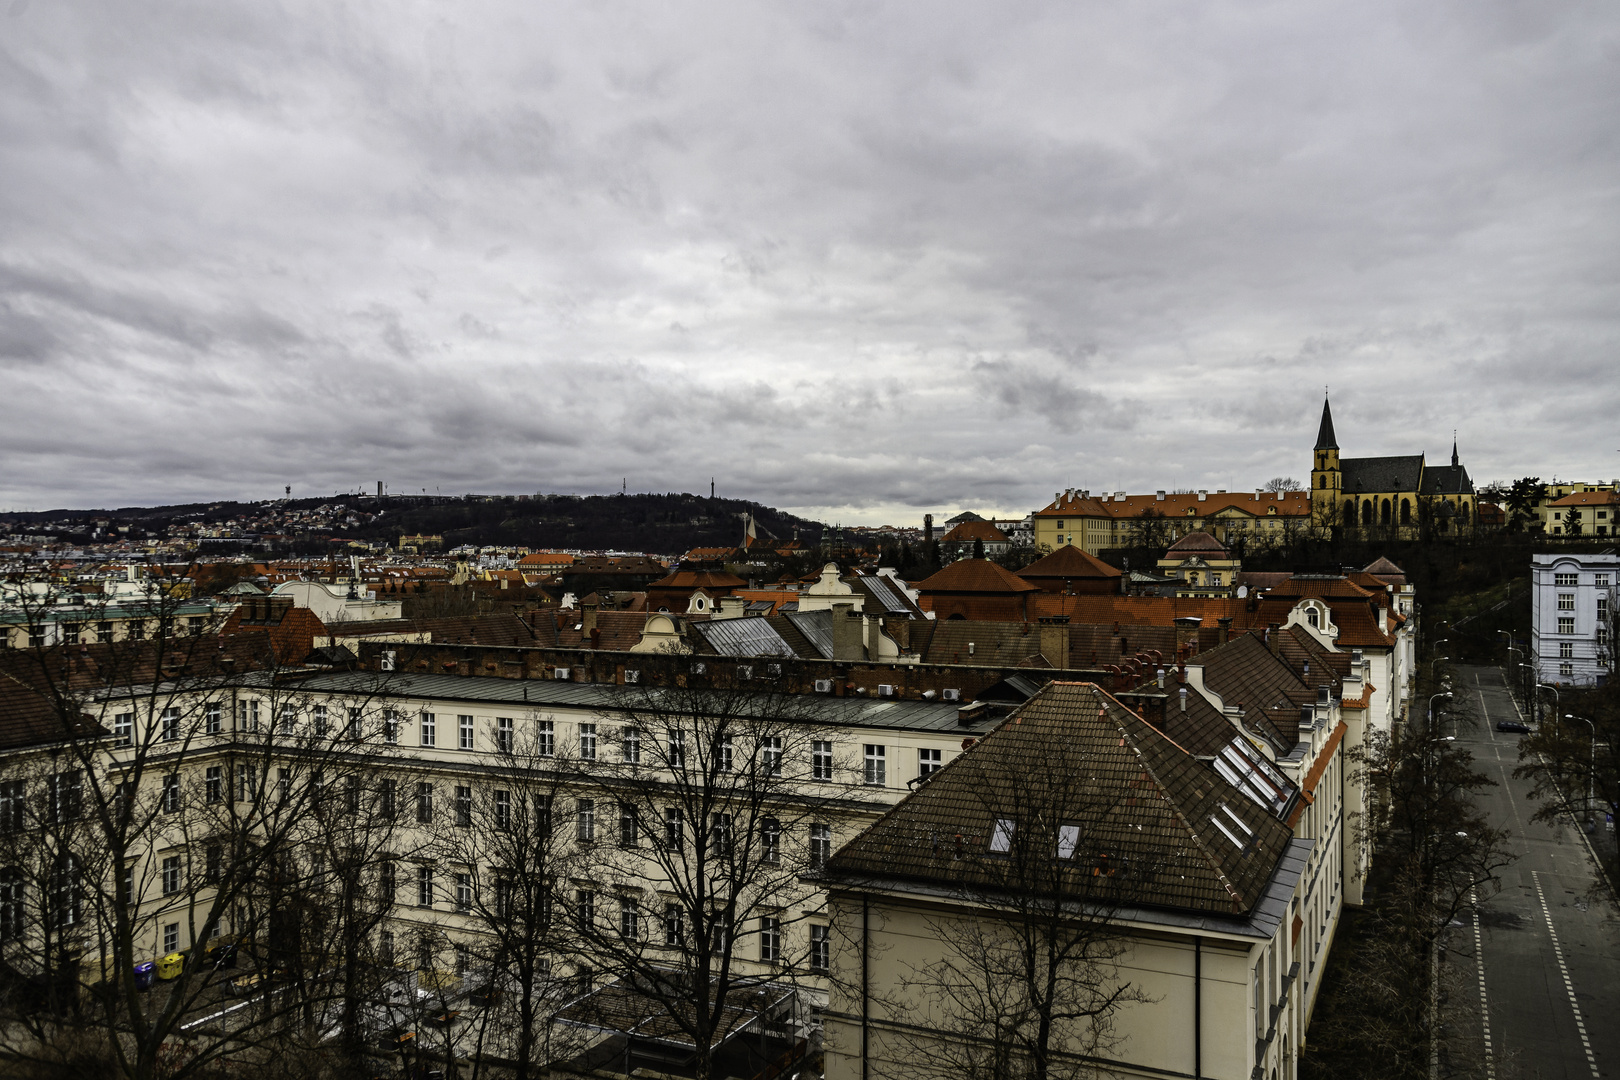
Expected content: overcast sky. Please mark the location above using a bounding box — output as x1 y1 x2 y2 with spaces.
3 1 1617 524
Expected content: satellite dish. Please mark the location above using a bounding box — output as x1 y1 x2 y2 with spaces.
1237 585 1249 598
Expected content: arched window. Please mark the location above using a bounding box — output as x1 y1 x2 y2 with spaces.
1400 498 1411 525
1462 503 1471 524
1343 501 1355 526
1361 500 1373 526
1381 499 1392 525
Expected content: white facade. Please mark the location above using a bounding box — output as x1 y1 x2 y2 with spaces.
1531 553 1618 687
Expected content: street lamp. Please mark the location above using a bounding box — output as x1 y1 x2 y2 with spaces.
1431 655 1450 680
1565 713 1596 825
1428 690 1453 733
1537 683 1560 728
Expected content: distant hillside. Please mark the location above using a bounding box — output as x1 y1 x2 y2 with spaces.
0 492 828 558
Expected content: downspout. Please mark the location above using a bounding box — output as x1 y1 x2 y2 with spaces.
862 895 871 1080
1194 937 1203 1078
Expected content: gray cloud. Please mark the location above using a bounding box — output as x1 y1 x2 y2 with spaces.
2 0 1618 521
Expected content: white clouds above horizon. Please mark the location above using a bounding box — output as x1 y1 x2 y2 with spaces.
2 0 1617 523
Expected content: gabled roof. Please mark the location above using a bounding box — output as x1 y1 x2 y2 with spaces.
1419 463 1473 497
941 520 1010 544
1340 455 1425 494
1165 530 1229 555
1361 556 1406 578
1016 545 1123 581
1548 489 1620 507
913 558 1040 595
823 682 1298 917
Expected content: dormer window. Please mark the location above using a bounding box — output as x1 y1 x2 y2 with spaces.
989 818 1015 853
1307 608 1319 628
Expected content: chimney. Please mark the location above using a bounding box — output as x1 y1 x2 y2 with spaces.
582 602 599 638
1179 685 1188 713
1039 616 1071 669
590 627 602 650
1197 490 1208 502
1156 490 1165 501
924 514 934 545
866 615 886 662
1217 616 1233 645
831 602 864 661
1268 623 1282 657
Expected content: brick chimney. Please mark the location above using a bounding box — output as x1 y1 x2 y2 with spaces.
582 602 598 638
1039 616 1071 669
831 602 864 661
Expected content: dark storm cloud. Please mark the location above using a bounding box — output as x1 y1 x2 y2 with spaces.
2 0 1618 521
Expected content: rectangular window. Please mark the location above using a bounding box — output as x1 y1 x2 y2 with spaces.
237 699 258 732
580 723 597 760
162 855 181 896
205 844 222 885
164 922 179 954
129 620 146 641
63 623 80 645
455 944 471 977
114 712 133 747
96 620 113 642
497 716 514 754
1598 574 1611 587
810 924 830 973
420 712 436 747
313 704 328 738
760 916 781 963
234 764 256 804
990 818 1016 853
455 785 472 827
161 707 181 742
575 889 595 929
455 873 472 912
206 703 221 735
417 936 433 972
619 803 639 847
205 766 223 805
809 823 831 869
378 930 395 965
494 789 511 830
622 726 641 763
918 748 942 778
50 771 82 823
459 714 475 750
384 711 399 745
0 780 23 833
1555 572 1579 586
417 865 434 907
277 767 290 800
1559 593 1576 611
416 783 434 824
620 898 641 940
711 812 733 855
1560 617 1576 634
1560 642 1574 659
664 903 684 946
278 703 296 735
381 779 398 820
812 741 833 781
379 860 396 904
664 808 683 848
576 799 595 844
864 745 886 786
348 708 363 740
1561 661 1575 676
163 774 181 814
668 728 686 768
761 736 783 777
536 720 554 757
761 817 781 864
717 736 734 772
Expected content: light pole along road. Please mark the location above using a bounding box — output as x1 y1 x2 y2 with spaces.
1446 665 1618 1080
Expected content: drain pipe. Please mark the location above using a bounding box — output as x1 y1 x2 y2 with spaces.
862 895 871 1080
1195 936 1203 1078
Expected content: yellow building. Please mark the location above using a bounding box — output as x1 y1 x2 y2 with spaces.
1310 397 1476 535
1033 489 1310 556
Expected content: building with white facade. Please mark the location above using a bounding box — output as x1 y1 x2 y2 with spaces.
1531 552 1618 687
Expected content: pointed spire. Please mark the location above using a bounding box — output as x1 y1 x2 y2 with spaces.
1452 432 1458 468
1314 396 1338 451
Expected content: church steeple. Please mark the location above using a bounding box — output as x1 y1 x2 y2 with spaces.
1315 396 1339 451
1451 434 1458 468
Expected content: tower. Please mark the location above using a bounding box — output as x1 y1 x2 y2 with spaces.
1310 396 1341 521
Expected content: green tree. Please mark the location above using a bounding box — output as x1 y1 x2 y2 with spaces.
1504 477 1542 532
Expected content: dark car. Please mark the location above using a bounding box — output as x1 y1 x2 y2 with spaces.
1496 721 1530 734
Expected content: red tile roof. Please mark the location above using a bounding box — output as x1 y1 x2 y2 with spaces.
913 558 1041 595
1016 545 1123 581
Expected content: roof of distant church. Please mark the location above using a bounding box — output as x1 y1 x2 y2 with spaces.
1315 397 1338 450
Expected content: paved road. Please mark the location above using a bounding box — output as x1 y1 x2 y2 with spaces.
1446 665 1619 1080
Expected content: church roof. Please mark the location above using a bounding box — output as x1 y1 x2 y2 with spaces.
1341 455 1425 494
1419 463 1473 496
1315 398 1338 450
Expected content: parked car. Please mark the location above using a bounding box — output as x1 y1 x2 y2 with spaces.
1496 721 1530 734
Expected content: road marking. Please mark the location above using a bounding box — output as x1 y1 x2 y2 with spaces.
1470 888 1495 1080
1531 871 1601 1080
1472 671 1497 744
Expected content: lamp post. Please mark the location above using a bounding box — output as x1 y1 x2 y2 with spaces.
1565 713 1596 825
1431 655 1450 681
1428 691 1453 735
1537 683 1560 729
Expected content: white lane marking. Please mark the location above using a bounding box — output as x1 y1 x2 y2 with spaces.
1471 887 1495 1080
1472 670 1497 744
1531 871 1601 1080
1495 763 1526 833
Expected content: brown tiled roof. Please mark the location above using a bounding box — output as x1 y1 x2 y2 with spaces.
1165 530 1228 555
941 520 1010 544
914 620 1048 667
824 682 1297 916
1016 545 1123 581
647 570 747 591
1036 490 1312 521
1191 633 1309 753
913 559 1040 595
1549 490 1620 507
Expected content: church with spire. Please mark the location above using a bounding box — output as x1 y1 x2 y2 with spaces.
1309 396 1477 535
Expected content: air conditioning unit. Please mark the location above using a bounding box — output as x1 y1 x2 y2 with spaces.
814 679 833 694
942 688 961 702
624 670 640 684
380 650 395 672
553 667 571 681
691 661 707 675
877 684 895 698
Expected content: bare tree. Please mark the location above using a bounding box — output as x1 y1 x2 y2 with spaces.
556 658 868 1080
